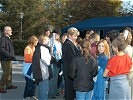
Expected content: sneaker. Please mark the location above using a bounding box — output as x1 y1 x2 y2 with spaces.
6 85 17 89
23 97 31 100
0 88 7 93
31 96 38 100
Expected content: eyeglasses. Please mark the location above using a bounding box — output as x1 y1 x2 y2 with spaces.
98 45 105 48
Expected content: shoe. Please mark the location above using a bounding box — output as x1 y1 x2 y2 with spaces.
31 96 38 100
51 96 56 99
6 85 17 89
23 97 31 100
0 88 7 93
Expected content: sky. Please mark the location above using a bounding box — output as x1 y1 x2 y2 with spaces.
121 0 133 5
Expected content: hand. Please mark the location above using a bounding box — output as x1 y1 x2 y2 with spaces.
35 78 43 85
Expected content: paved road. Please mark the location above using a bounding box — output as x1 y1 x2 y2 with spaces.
0 60 64 100
0 62 25 100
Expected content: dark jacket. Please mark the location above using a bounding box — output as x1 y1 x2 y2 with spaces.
69 55 98 92
0 34 15 61
62 39 80 76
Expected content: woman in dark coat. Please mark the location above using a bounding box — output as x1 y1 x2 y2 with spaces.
69 39 98 100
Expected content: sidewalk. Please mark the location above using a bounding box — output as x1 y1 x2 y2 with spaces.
0 62 25 100
0 57 64 100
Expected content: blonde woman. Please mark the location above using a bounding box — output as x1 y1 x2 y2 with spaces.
32 34 51 100
23 35 38 100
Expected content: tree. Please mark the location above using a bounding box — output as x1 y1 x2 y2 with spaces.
0 0 48 39
0 0 124 38
62 0 122 26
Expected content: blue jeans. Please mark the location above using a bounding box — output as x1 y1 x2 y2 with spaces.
23 77 36 98
38 79 49 100
76 91 92 100
48 63 59 98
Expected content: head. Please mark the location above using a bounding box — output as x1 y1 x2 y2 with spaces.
89 32 100 45
121 27 132 45
55 33 60 41
112 35 127 55
3 26 12 36
97 39 110 58
39 34 49 45
28 35 38 47
76 37 82 44
106 30 119 42
44 29 51 37
67 27 80 43
80 39 91 64
61 33 67 43
85 30 94 40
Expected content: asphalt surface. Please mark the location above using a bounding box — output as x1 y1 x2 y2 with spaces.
0 56 64 100
0 62 25 100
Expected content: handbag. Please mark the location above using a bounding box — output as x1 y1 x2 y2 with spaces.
22 62 34 80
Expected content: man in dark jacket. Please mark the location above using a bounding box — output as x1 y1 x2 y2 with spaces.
62 27 80 100
0 26 17 93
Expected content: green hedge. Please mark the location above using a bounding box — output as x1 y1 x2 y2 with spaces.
13 40 28 56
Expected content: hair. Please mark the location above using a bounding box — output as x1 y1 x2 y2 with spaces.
85 30 94 40
52 28 61 34
106 30 119 42
3 26 12 34
61 33 68 37
90 32 99 39
76 37 82 44
67 27 80 36
39 34 48 44
80 39 91 64
44 28 51 33
55 33 61 42
112 35 127 52
96 39 110 58
131 30 133 46
126 32 132 45
85 30 94 35
122 27 132 33
61 33 67 43
121 27 132 45
28 35 38 46
4 26 11 31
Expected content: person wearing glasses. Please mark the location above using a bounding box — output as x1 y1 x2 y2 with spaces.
92 39 110 100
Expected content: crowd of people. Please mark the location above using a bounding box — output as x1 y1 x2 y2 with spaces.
0 26 133 100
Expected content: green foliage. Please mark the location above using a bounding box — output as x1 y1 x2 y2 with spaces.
64 0 122 25
0 0 129 38
1 0 48 40
13 40 27 56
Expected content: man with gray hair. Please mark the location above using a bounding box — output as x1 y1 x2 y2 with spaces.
62 27 80 100
0 26 17 93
